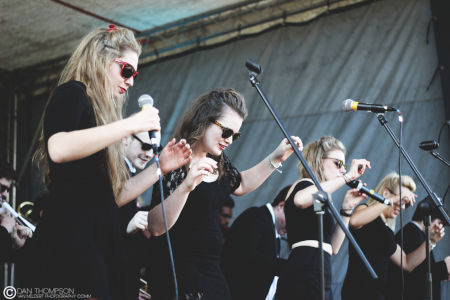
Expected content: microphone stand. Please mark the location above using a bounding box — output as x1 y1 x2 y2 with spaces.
417 199 434 300
429 150 450 168
246 59 377 300
424 214 432 300
375 114 450 225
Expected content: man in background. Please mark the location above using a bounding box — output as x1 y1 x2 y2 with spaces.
222 185 290 300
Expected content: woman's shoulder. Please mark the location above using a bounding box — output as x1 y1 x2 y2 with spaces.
55 80 87 94
287 179 314 197
51 80 89 106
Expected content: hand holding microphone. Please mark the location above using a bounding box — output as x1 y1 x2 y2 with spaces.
127 94 161 153
346 180 391 206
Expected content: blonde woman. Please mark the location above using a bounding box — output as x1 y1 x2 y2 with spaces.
342 173 444 300
31 25 191 300
276 136 370 300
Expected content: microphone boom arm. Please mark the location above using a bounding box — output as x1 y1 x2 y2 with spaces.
246 61 378 285
376 114 450 224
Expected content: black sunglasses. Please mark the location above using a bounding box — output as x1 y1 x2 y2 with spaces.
115 59 138 79
1 184 10 193
323 157 347 169
132 134 153 151
212 120 241 141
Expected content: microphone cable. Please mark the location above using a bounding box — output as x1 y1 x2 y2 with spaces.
154 151 179 300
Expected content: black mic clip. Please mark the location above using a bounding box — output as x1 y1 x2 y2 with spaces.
419 140 439 151
245 59 262 87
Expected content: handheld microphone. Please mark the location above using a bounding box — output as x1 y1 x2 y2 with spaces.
419 140 439 151
137 94 160 153
346 180 391 206
342 99 397 113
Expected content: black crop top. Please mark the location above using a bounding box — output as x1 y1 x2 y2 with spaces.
284 180 334 246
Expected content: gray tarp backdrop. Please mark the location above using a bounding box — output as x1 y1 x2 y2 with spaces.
125 0 449 298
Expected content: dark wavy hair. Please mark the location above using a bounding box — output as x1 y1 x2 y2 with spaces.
173 88 248 176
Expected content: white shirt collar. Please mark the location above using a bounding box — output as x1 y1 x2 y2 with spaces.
266 203 280 238
124 156 136 174
412 221 424 232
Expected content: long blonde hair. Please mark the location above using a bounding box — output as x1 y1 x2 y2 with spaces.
298 136 346 182
34 26 141 197
369 172 416 230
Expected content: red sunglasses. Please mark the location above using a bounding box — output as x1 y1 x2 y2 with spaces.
115 59 138 79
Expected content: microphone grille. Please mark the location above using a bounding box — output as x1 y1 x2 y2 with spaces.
342 99 354 112
138 94 154 108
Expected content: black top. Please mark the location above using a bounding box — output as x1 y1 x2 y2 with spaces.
276 181 334 300
386 222 448 300
148 154 241 300
342 215 397 300
27 81 124 300
284 180 334 245
222 203 288 300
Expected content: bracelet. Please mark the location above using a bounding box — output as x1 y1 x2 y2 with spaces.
340 208 353 217
269 157 283 174
342 173 351 184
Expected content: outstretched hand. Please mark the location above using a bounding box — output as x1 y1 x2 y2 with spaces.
430 222 445 244
159 138 192 174
346 159 371 181
270 136 303 164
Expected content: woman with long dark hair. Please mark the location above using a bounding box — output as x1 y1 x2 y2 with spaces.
147 88 302 300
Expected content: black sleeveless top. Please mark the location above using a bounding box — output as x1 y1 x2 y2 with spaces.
284 180 334 245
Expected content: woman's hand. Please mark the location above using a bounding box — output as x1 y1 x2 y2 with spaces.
159 138 192 174
269 136 303 165
430 222 445 244
126 107 161 134
126 211 149 234
182 158 217 192
345 159 371 181
342 187 367 211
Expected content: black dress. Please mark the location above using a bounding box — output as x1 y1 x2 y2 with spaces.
276 180 335 300
148 154 241 300
26 81 125 300
386 222 448 300
341 215 397 300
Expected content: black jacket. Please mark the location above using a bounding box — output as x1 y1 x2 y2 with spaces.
222 205 287 300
